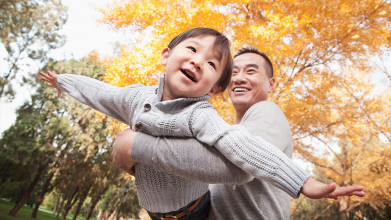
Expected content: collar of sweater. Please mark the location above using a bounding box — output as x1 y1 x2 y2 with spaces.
157 73 211 103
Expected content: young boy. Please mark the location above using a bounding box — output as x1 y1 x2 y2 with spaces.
41 28 361 219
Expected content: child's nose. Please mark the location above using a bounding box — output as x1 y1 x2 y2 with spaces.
190 60 201 70
190 56 202 70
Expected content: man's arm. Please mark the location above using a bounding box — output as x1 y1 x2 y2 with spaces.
129 130 254 184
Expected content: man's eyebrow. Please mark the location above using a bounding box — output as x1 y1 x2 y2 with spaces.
233 63 259 69
245 64 259 69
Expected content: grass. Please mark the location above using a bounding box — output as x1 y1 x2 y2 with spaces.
0 200 64 220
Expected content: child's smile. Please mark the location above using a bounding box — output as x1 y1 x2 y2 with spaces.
160 35 225 101
180 68 197 82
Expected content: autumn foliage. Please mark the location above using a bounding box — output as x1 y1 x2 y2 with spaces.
96 0 391 218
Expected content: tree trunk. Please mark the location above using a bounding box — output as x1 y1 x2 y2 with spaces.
72 185 92 220
8 165 45 216
61 199 71 220
86 201 98 220
61 188 79 220
62 197 73 220
56 196 64 218
72 200 83 220
339 198 348 220
86 187 109 220
53 193 62 214
32 171 55 218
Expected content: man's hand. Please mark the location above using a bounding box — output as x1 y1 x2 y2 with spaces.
40 71 61 98
112 128 138 175
301 178 365 199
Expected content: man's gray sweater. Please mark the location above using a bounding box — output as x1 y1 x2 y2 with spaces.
57 74 309 213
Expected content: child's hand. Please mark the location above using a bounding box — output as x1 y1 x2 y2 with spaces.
301 178 365 199
40 71 61 98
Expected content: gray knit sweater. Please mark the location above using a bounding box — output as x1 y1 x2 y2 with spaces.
133 101 293 219
57 74 309 213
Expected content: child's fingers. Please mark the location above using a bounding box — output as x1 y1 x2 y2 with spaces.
47 70 58 79
46 83 56 88
328 185 365 199
40 72 52 81
40 76 50 83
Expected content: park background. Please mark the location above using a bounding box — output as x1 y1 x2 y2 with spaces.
1 0 390 219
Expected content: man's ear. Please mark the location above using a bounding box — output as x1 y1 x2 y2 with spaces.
207 85 221 96
268 77 275 93
161 48 170 66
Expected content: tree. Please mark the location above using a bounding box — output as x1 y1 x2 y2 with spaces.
36 57 140 219
0 0 67 100
0 57 120 217
97 0 391 218
0 84 60 216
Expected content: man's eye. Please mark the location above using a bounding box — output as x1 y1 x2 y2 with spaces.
208 62 216 69
247 69 256 73
188 47 196 52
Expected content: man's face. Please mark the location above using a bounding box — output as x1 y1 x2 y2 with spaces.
228 52 275 112
161 35 224 101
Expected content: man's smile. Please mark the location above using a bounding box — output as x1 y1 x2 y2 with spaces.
232 87 250 92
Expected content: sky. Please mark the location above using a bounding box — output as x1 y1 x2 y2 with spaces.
0 0 126 134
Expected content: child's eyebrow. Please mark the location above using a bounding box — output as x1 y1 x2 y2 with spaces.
187 40 201 46
188 39 221 62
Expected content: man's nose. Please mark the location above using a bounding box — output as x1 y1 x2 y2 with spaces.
232 71 246 84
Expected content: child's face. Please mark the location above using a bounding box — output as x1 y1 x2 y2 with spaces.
160 35 225 101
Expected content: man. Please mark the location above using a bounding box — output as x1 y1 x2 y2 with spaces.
209 47 293 219
112 47 364 219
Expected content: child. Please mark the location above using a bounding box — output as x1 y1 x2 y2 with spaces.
41 28 361 219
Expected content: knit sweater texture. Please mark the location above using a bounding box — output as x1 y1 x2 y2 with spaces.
132 101 293 219
57 74 309 213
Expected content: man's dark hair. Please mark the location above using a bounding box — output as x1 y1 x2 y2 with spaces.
168 27 233 92
234 47 274 78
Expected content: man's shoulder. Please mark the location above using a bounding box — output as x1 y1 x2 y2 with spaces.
241 101 292 153
243 101 285 121
250 100 281 110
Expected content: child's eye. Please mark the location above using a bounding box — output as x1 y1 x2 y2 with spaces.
208 62 216 69
188 47 196 52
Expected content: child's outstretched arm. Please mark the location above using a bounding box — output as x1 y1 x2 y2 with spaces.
301 178 365 199
40 71 61 98
40 72 146 125
189 105 365 199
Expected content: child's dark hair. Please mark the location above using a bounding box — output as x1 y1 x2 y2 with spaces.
234 47 274 78
168 27 233 92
